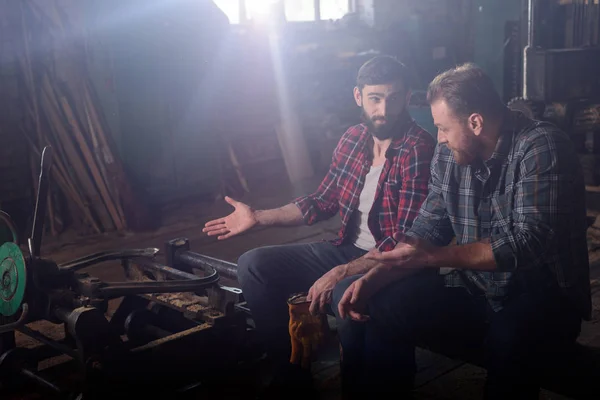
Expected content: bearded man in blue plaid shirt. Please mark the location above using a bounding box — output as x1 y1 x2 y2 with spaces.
332 63 592 400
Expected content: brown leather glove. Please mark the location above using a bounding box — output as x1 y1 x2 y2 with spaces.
287 292 326 369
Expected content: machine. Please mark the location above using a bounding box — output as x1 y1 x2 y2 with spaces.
0 146 257 399
506 0 600 180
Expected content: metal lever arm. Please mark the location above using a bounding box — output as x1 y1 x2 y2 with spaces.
0 304 29 334
85 260 220 299
59 248 160 272
176 251 238 280
29 146 53 258
96 276 219 299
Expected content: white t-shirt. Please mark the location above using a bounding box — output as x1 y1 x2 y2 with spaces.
349 164 384 250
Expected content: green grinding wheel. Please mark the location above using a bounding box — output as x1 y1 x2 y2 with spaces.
0 242 26 317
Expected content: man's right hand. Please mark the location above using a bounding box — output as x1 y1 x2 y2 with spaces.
202 196 258 240
307 265 346 315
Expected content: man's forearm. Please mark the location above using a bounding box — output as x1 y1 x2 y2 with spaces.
340 256 381 277
428 239 497 271
341 254 418 281
254 204 304 227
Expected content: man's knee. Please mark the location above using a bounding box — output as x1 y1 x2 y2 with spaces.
236 247 271 287
484 315 535 370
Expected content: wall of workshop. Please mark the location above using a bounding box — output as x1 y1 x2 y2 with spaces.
83 4 122 156
358 0 522 97
470 0 522 98
356 0 474 90
84 0 231 206
82 0 520 204
0 6 33 230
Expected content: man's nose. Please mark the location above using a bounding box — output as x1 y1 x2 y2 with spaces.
382 101 393 118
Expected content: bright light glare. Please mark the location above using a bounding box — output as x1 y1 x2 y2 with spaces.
213 0 240 24
246 0 278 21
320 0 349 20
284 0 316 22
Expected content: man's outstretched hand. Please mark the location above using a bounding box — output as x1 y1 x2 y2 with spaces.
202 196 258 240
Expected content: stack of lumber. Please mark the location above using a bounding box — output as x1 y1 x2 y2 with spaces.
1 0 148 235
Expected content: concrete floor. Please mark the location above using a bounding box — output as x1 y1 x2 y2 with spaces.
16 177 600 399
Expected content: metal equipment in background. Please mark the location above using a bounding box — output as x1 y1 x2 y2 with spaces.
0 146 258 399
505 0 600 185
521 0 600 105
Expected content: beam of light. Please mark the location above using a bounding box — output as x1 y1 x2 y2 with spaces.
213 0 241 24
320 0 349 21
246 0 278 23
266 25 314 183
283 0 315 22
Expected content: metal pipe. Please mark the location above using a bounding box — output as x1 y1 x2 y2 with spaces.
21 368 62 393
177 252 238 281
527 0 535 48
97 275 219 298
523 0 536 100
59 248 159 271
137 260 201 281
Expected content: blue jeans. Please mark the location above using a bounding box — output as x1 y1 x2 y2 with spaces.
332 272 582 400
237 241 366 368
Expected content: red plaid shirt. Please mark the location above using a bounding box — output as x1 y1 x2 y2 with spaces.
294 117 435 251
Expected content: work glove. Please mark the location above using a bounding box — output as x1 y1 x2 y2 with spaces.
287 292 326 369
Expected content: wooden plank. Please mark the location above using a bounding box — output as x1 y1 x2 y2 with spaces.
82 88 126 223
24 134 101 233
415 348 466 388
40 73 115 231
58 95 124 231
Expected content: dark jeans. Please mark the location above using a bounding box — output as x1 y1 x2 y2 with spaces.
237 241 366 367
331 271 582 400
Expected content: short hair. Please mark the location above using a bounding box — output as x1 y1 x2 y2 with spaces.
427 63 505 120
356 56 410 92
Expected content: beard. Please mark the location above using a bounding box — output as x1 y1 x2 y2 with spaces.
448 135 481 166
450 148 475 166
361 109 400 140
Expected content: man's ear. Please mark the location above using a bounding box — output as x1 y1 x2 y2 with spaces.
353 87 362 107
469 113 484 136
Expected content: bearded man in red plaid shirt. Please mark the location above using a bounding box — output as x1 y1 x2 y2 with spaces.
203 56 435 395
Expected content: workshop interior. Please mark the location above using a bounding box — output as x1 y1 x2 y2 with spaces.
1 0 600 399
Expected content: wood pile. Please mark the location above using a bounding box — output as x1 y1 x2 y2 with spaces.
1 0 149 235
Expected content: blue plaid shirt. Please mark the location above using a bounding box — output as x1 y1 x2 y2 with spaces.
407 111 591 319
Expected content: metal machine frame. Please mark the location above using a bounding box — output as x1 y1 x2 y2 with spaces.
0 147 256 399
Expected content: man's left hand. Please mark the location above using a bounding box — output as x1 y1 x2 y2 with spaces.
337 266 390 322
365 232 435 268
